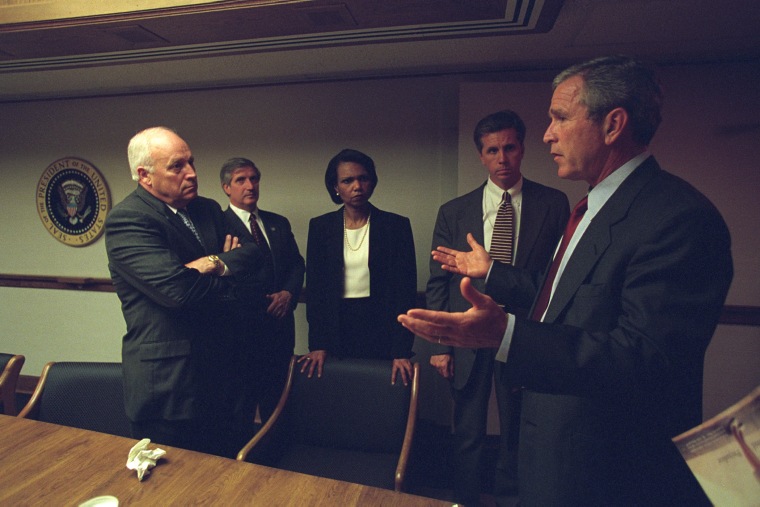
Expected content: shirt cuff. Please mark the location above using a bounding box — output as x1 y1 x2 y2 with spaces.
495 313 515 363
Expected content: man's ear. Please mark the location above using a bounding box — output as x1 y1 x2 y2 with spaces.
603 107 628 145
222 183 231 197
137 167 151 186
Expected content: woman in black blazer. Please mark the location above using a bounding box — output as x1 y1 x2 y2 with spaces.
300 149 416 384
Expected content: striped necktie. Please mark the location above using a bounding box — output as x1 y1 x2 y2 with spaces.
490 192 514 264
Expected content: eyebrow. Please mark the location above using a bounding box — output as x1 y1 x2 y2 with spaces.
548 107 565 117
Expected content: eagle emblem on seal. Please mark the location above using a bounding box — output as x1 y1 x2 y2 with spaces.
57 179 93 225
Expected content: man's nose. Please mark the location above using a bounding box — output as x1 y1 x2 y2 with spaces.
543 123 555 143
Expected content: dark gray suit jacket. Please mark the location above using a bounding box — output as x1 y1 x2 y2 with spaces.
224 207 305 353
105 186 264 422
487 157 733 505
425 178 569 389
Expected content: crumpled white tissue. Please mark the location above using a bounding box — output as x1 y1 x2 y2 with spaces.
126 438 166 481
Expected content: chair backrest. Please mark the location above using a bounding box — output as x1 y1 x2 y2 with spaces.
0 353 25 416
285 357 414 453
238 355 420 491
18 361 132 438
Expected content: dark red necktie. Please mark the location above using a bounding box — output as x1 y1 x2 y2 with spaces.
249 214 274 269
249 213 267 249
531 196 588 321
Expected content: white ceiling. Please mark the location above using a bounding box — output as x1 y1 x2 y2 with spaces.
0 0 758 102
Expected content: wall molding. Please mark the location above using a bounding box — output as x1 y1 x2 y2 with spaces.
1 273 758 327
0 273 114 292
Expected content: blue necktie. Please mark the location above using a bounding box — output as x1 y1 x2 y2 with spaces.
177 208 204 246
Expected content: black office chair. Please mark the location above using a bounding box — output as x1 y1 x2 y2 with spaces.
18 361 132 438
0 353 25 416
237 355 420 492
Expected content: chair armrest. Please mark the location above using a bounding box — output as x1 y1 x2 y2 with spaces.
237 355 296 464
17 362 54 420
0 354 25 416
395 362 420 492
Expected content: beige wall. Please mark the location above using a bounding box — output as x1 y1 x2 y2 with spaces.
0 60 758 424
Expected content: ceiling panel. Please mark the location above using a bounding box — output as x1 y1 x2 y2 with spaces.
0 0 757 102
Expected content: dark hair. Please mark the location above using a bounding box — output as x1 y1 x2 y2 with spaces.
553 55 663 145
219 157 260 186
473 110 526 152
324 149 378 204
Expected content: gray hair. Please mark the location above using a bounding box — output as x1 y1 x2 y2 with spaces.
127 126 177 181
219 157 260 186
554 55 663 146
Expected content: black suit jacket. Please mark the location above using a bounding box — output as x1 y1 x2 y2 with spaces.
425 178 569 389
306 204 416 359
105 186 263 422
224 207 305 353
487 157 733 505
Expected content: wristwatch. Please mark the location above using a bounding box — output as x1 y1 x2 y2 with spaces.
208 255 221 274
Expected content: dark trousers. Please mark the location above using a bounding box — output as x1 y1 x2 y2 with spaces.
130 416 241 458
337 297 395 360
452 349 518 506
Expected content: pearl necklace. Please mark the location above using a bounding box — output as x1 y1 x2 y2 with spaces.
343 210 370 251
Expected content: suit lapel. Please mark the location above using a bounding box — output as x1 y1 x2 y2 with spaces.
544 159 659 322
259 211 280 258
367 204 382 272
225 207 253 241
225 207 280 276
195 216 217 255
455 185 486 291
516 180 548 269
457 185 486 246
136 186 206 256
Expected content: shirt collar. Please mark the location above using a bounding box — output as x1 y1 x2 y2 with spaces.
587 151 650 214
485 176 523 209
230 202 257 223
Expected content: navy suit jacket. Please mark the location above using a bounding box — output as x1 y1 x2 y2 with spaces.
487 157 733 505
306 204 416 359
105 186 264 422
425 178 569 389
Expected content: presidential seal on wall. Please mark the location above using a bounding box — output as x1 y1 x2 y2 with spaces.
36 157 111 247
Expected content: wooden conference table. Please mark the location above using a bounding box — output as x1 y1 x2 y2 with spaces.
0 415 451 506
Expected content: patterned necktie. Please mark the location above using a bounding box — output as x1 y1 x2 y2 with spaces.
490 192 514 264
177 208 204 246
249 213 273 258
531 196 589 321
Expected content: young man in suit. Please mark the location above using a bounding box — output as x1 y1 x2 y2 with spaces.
426 110 569 505
105 127 266 457
220 158 305 427
401 56 733 505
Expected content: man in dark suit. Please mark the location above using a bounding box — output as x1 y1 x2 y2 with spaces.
106 127 267 457
426 110 569 505
220 157 305 426
400 56 733 505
